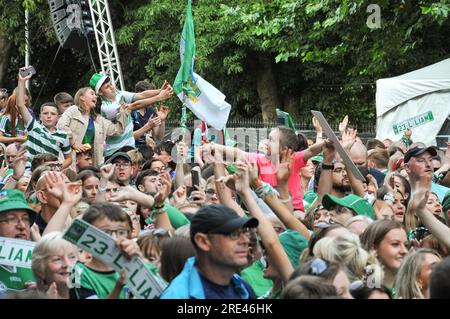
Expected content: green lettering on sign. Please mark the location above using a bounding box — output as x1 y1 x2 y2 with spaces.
392 111 435 135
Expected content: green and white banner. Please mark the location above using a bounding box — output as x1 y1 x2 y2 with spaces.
63 219 167 299
0 237 35 269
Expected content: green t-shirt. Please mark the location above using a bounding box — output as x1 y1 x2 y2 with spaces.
164 204 190 229
0 265 35 294
70 260 160 299
241 260 273 298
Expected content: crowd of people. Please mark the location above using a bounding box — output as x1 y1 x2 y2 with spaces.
0 67 449 299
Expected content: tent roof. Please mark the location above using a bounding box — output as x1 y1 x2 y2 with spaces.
376 58 450 117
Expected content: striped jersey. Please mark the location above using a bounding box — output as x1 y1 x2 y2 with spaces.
0 114 25 137
100 90 135 157
25 118 71 163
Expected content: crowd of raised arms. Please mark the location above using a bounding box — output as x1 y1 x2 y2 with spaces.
0 67 449 299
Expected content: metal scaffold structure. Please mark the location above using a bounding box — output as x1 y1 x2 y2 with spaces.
88 0 124 91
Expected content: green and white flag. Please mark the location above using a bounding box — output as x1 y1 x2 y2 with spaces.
173 0 231 130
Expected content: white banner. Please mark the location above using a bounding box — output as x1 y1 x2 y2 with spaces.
0 237 35 269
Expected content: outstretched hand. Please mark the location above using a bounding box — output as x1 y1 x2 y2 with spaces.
338 115 349 135
276 150 294 184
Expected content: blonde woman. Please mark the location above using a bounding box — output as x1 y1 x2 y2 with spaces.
313 232 384 286
57 87 129 169
394 248 441 299
31 231 79 299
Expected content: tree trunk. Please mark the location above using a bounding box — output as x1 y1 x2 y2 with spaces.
283 94 301 121
0 31 12 88
252 54 280 123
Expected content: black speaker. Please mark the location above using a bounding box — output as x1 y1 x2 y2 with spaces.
47 0 94 50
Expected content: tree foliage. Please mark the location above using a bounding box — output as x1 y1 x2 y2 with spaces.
0 0 450 126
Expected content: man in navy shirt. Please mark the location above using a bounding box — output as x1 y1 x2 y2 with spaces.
132 81 167 148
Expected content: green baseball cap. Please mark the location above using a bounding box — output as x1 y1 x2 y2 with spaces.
89 73 110 94
279 230 308 268
0 189 37 224
322 193 375 220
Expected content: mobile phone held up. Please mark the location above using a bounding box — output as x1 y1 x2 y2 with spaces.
188 167 201 198
20 66 36 78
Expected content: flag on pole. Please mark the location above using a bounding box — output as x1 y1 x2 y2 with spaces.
173 0 231 130
276 108 296 130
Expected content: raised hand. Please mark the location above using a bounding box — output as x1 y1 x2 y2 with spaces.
154 174 171 205
158 85 174 101
276 150 294 185
322 138 336 163
72 143 90 154
189 186 206 206
172 185 188 206
312 116 322 133
409 175 432 212
341 127 357 151
175 141 188 164
157 105 169 121
146 114 162 130
12 146 27 180
234 161 251 194
42 171 66 201
18 67 33 82
116 237 142 259
338 115 349 136
100 163 115 180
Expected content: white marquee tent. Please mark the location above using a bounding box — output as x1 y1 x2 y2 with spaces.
376 58 450 149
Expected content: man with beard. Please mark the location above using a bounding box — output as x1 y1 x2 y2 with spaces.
330 160 352 197
0 189 37 293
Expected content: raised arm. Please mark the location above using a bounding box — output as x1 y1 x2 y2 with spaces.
409 176 450 249
43 172 82 235
235 162 294 283
17 67 33 124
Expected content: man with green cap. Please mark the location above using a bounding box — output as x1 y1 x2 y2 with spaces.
89 73 174 158
322 193 375 225
0 189 37 293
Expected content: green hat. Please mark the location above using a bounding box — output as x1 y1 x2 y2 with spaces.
322 193 375 220
89 73 109 94
279 230 308 268
311 154 323 163
442 191 450 214
0 189 37 224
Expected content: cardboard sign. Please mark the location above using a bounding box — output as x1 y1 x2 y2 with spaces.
63 219 167 299
0 237 35 269
311 110 366 182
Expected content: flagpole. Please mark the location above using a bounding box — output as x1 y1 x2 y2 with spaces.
181 92 187 129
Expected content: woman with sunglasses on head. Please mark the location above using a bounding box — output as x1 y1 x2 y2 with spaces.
289 257 353 299
313 232 383 283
